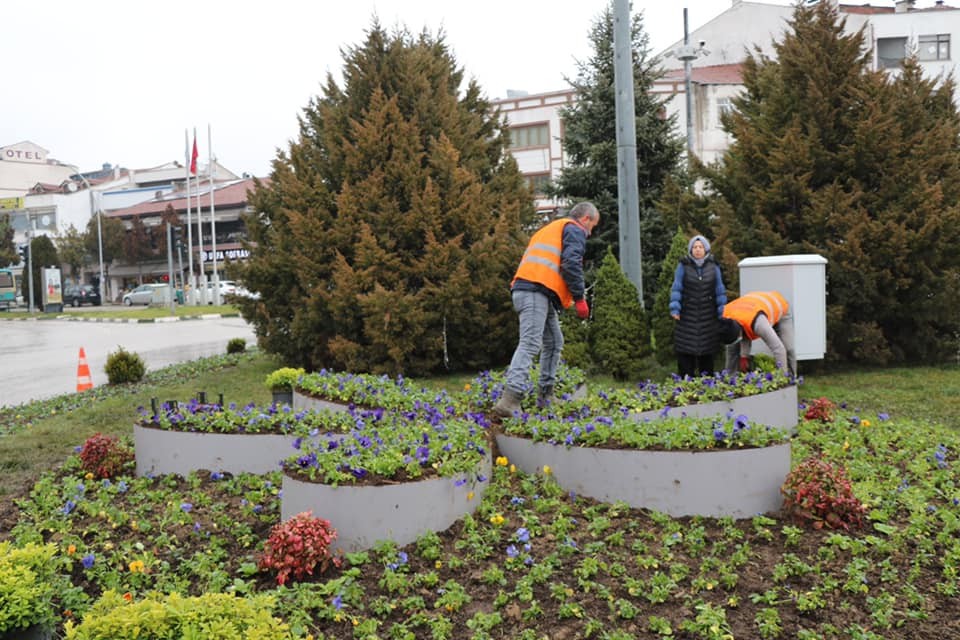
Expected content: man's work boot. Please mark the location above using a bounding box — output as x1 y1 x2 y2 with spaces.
537 385 555 408
493 388 523 418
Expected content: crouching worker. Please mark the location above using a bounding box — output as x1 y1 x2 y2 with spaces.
719 290 796 376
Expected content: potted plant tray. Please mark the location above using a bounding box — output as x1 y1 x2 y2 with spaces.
281 455 492 553
133 424 299 476
495 434 790 519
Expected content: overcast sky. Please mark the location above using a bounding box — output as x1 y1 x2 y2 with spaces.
4 0 913 178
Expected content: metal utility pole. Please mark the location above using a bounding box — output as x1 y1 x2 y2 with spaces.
671 9 708 161
613 0 643 306
166 223 176 316
26 227 34 313
67 165 106 300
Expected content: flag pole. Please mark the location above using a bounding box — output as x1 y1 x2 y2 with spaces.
208 123 219 304
193 127 205 304
184 129 194 304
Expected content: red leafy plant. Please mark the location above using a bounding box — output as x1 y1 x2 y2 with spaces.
803 397 836 423
78 433 135 479
781 456 867 531
258 511 341 585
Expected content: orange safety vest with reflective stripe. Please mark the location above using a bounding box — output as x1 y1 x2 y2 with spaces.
512 218 575 309
722 291 789 342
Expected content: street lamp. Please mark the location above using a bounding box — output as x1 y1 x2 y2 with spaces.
668 9 710 161
66 165 106 301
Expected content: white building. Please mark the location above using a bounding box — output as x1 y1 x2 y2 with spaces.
0 141 75 200
495 1 960 188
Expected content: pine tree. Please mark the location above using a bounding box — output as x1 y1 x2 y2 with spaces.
28 235 58 309
590 248 650 380
651 228 688 365
548 3 684 307
707 2 960 363
235 22 533 374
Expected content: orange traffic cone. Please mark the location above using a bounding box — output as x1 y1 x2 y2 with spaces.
76 347 93 392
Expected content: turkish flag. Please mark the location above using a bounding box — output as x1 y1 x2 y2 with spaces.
190 137 199 175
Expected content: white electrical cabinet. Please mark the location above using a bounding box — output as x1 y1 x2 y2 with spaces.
737 254 827 361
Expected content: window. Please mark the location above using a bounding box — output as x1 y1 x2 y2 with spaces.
877 37 908 69
509 124 549 149
918 34 950 61
524 173 551 195
716 97 735 125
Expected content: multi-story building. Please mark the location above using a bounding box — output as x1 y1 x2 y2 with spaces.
497 1 960 193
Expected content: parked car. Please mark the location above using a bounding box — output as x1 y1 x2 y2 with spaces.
206 280 258 303
122 283 167 306
62 284 102 307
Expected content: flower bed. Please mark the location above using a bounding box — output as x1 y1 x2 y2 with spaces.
282 455 492 553
633 383 798 433
498 412 792 518
294 370 457 412
134 400 359 477
133 424 298 476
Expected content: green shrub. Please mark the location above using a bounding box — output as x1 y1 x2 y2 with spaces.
104 347 145 385
78 433 134 480
226 338 247 354
0 542 59 634
559 313 592 372
589 249 650 381
651 228 688 365
264 367 305 392
63 590 296 639
258 511 340 585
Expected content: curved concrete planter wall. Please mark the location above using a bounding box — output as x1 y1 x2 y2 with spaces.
133 424 298 476
635 384 798 433
281 455 492 553
293 391 350 413
496 434 790 519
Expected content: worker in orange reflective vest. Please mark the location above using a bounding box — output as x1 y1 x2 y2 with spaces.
493 202 600 418
719 290 796 376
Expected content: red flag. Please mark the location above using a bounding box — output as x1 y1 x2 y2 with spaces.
190 137 199 175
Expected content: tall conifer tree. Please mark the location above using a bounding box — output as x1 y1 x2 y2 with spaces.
706 2 960 362
548 4 683 307
236 23 533 374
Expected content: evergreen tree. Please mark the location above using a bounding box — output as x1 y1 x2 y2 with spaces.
651 228 688 365
589 248 650 380
235 22 533 374
86 214 125 297
547 3 684 307
28 235 58 309
0 213 15 267
706 2 960 363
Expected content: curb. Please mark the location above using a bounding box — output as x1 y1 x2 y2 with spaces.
0 312 240 323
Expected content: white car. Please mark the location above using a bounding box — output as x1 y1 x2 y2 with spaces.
122 283 167 306
206 280 259 303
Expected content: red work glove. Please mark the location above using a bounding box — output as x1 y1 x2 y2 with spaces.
575 299 589 319
738 356 750 373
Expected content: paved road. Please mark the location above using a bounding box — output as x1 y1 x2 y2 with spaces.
0 316 256 408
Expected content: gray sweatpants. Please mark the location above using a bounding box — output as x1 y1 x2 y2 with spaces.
725 311 796 375
504 289 563 395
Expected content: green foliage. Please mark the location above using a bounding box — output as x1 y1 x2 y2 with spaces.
589 249 650 380
77 433 134 480
559 312 592 372
706 2 960 363
28 234 59 309
0 542 59 634
547 5 683 307
57 224 89 281
264 367 305 392
258 512 340 586
226 338 247 354
63 590 296 639
651 228 688 365
234 22 533 375
781 456 867 531
0 212 15 267
104 346 146 385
